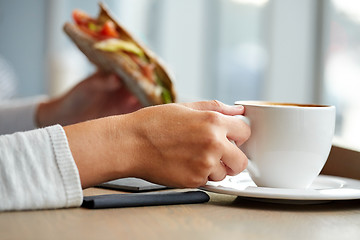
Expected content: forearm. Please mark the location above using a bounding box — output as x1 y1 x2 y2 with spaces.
36 72 142 128
63 115 137 188
63 101 249 190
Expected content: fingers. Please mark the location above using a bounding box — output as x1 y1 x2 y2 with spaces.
103 74 122 91
208 139 248 182
198 107 250 183
208 160 227 181
182 100 244 116
197 109 250 147
222 115 251 146
220 139 248 176
182 100 250 144
85 72 122 91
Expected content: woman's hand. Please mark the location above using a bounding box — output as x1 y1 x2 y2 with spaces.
36 71 142 127
64 100 250 189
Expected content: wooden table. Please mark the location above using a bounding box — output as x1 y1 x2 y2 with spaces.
1 186 360 240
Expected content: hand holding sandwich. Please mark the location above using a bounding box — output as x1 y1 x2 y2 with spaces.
64 100 250 188
64 4 176 107
36 71 142 127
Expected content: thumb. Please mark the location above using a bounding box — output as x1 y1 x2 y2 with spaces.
181 100 244 116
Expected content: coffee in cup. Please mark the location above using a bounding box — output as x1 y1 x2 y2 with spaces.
234 101 336 189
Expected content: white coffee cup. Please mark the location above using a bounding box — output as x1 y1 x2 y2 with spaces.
235 101 336 189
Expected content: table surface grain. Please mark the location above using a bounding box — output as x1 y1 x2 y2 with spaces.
1 187 360 240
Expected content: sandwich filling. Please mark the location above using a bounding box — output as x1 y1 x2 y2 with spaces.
72 9 173 104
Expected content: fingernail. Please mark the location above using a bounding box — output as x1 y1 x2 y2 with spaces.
234 105 244 110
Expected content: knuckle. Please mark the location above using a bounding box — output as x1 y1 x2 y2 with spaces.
202 135 223 153
210 99 223 109
202 156 217 170
194 155 216 172
203 111 222 126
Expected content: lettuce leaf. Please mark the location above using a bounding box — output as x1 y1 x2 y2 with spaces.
161 87 172 104
94 39 144 57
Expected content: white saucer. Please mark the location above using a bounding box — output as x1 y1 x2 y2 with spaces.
201 172 360 204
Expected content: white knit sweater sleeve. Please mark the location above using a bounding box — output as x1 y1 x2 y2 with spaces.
0 125 83 211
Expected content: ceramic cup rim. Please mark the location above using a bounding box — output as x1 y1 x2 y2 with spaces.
234 100 334 109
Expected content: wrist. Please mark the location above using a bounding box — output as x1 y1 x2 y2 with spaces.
64 115 137 188
35 99 59 128
104 115 140 179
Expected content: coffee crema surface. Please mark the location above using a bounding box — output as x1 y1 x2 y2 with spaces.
235 101 330 108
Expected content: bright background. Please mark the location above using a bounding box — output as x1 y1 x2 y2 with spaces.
0 0 359 150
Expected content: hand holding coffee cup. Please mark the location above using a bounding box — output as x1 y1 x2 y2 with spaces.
235 101 336 189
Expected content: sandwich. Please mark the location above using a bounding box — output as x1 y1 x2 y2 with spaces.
63 3 176 106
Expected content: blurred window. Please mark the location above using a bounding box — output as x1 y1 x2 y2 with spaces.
3 0 358 149
114 0 268 103
0 55 17 99
322 0 360 150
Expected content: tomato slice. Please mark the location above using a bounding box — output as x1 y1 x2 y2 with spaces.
100 21 119 38
128 54 155 84
72 9 153 83
72 9 93 26
143 63 155 84
78 25 101 39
